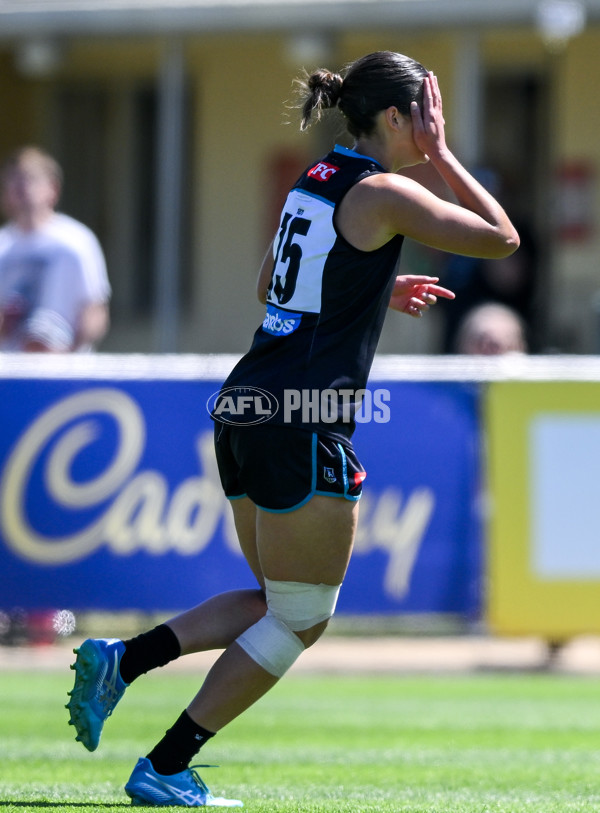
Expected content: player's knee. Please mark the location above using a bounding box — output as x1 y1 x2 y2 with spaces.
236 578 341 677
264 577 341 632
248 587 267 618
236 613 304 677
295 617 330 649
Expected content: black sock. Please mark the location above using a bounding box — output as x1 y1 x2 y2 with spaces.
146 710 215 775
119 624 182 684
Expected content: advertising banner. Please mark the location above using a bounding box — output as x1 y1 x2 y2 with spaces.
0 369 482 618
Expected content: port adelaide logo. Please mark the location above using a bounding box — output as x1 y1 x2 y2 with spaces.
208 386 279 425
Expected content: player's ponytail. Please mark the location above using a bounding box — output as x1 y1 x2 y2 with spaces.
297 69 344 131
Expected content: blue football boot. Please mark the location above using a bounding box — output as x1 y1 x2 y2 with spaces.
66 637 128 751
125 757 243 807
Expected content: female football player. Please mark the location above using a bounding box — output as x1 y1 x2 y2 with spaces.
68 50 518 807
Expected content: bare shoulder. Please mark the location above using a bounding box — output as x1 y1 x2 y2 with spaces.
337 172 427 251
346 171 421 203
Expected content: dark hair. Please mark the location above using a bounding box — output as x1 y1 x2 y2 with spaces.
297 51 428 137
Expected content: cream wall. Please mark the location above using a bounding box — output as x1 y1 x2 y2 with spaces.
0 24 598 353
0 55 38 148
185 34 317 352
553 30 600 351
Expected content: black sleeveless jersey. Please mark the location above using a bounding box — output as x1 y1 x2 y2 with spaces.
215 144 404 442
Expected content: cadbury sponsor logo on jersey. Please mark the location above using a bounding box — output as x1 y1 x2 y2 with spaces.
262 303 303 335
307 161 339 181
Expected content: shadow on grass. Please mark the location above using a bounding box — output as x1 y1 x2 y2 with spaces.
0 804 131 809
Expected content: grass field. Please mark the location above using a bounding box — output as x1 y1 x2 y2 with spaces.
1 665 599 812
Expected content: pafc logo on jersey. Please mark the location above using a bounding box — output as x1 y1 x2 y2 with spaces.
307 161 339 181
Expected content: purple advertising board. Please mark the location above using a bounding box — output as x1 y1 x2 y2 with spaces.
0 357 482 619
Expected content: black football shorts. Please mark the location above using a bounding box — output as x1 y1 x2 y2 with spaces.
214 422 366 512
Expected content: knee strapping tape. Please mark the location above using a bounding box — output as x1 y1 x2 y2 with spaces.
236 614 305 678
264 577 341 631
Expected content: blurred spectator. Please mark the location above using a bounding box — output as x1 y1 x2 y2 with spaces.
454 302 528 355
0 146 111 352
437 219 537 352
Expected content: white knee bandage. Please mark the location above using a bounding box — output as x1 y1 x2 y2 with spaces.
264 577 341 631
237 614 304 678
236 578 342 678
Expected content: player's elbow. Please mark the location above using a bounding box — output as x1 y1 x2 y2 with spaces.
482 227 520 259
501 227 520 257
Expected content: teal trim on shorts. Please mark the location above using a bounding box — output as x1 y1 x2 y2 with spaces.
314 489 361 502
256 489 360 513
336 442 349 494
227 493 248 501
256 491 316 513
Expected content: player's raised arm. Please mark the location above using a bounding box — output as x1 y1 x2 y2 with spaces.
336 72 519 260
406 72 519 257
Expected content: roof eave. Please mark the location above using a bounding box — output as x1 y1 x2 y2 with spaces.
1 0 597 41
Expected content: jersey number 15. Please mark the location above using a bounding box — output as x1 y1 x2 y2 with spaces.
269 213 311 305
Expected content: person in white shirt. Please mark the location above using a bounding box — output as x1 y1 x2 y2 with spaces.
0 146 111 352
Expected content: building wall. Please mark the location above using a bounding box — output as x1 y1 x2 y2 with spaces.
185 34 314 353
0 24 598 354
553 30 600 352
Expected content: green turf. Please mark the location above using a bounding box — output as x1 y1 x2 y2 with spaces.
0 664 599 811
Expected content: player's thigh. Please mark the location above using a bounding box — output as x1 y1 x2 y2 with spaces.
229 496 263 588
256 494 358 586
